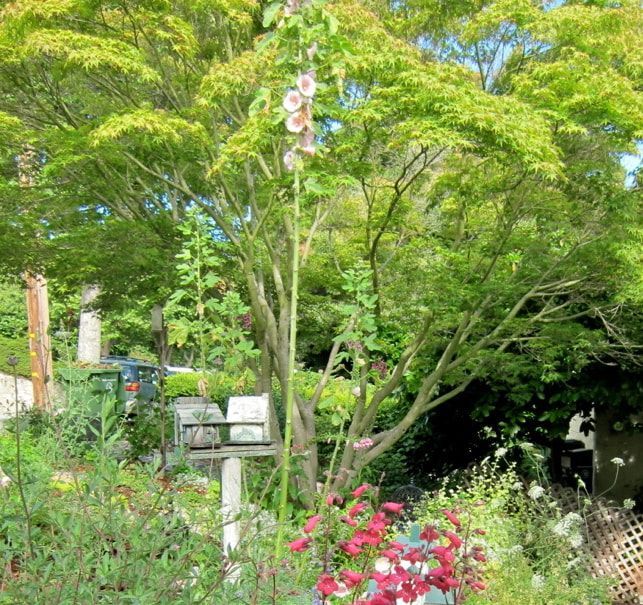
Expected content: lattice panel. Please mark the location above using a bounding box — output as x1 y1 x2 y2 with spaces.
551 484 643 605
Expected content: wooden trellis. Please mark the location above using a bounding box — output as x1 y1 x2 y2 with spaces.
550 484 643 605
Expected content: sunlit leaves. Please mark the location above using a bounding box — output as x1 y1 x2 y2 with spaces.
91 109 209 149
21 30 160 81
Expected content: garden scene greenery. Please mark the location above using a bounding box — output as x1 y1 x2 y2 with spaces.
0 0 641 602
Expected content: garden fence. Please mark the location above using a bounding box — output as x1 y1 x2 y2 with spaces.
550 484 643 605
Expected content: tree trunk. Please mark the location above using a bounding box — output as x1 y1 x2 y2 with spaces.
77 285 102 364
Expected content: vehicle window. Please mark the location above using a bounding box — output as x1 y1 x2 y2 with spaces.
120 365 136 381
138 367 155 382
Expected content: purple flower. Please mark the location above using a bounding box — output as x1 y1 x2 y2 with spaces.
346 340 364 352
283 149 296 171
371 359 388 379
238 312 252 330
353 437 374 451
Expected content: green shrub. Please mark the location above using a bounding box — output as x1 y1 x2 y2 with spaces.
0 335 30 377
164 370 254 406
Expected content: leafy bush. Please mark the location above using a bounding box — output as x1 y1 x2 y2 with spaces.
0 335 30 377
0 278 27 340
164 370 254 407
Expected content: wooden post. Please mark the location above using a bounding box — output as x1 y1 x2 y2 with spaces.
19 145 53 409
221 457 242 581
77 284 102 364
25 273 53 409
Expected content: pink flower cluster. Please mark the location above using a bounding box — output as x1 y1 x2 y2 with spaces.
288 487 487 604
283 73 317 170
370 359 388 379
353 437 374 451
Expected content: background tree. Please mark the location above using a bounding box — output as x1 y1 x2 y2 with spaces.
0 0 639 496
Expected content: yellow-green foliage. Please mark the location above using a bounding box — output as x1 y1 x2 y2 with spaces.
22 30 160 81
91 108 209 148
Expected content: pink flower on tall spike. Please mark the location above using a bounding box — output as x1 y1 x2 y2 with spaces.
442 509 461 527
288 537 312 552
296 73 317 97
339 540 363 557
283 89 303 113
298 127 315 155
444 530 462 549
286 110 309 133
351 483 370 498
381 502 404 514
316 574 339 597
326 493 343 506
348 501 368 518
303 514 322 533
340 569 365 588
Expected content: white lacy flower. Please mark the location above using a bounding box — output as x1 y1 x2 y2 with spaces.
296 73 317 97
611 457 625 467
568 533 583 548
494 447 508 458
511 481 523 490
528 485 546 500
623 498 635 510
531 574 546 590
283 89 303 113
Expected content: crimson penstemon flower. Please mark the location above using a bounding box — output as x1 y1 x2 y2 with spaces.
288 486 488 604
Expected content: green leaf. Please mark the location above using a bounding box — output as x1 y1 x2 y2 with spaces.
262 2 281 27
